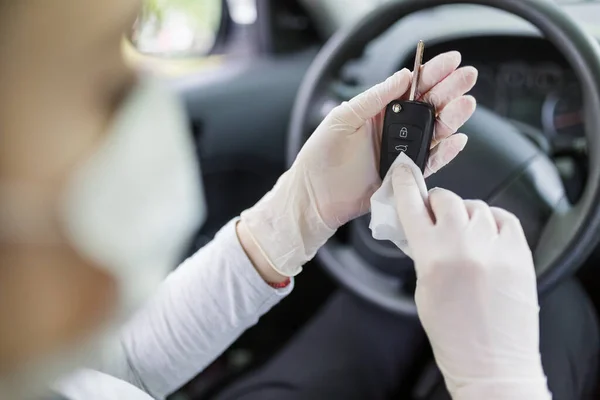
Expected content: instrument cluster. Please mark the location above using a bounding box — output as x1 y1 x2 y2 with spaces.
414 36 585 139
471 60 583 138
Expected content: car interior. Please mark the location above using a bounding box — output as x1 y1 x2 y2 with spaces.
129 0 600 398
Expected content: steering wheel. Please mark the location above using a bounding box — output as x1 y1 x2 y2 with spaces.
287 0 600 315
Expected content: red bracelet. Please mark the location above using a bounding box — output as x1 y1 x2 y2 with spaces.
267 278 291 289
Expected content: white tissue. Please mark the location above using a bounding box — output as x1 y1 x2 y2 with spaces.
369 153 429 257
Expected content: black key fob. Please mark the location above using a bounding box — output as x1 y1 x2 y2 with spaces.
379 100 436 180
379 40 436 180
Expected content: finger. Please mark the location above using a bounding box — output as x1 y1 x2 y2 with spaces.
432 95 477 146
490 207 526 239
464 200 497 235
420 66 478 111
392 164 433 235
332 69 412 130
424 133 468 178
402 51 462 100
428 188 469 226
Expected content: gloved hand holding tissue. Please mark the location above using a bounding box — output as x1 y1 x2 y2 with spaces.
369 153 428 257
371 157 552 400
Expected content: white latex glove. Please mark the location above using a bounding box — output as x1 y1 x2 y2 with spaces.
391 163 552 400
241 51 478 277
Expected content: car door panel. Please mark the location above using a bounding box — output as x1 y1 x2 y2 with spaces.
177 49 318 243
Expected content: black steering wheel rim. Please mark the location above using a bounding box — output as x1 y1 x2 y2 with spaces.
287 0 600 314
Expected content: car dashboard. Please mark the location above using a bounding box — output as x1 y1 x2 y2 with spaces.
184 1 600 243
329 2 600 202
345 4 599 138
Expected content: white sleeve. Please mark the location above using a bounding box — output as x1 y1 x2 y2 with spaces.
96 219 293 399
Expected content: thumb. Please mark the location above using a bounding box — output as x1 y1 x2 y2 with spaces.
391 158 433 233
332 69 412 130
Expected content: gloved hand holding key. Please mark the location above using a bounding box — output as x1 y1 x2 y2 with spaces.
241 50 478 277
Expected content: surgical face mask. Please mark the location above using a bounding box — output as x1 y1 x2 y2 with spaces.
0 79 206 399
63 78 206 319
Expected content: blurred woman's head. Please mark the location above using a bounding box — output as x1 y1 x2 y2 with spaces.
0 2 205 396
0 0 138 394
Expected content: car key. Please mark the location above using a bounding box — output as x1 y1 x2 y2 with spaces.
379 41 436 179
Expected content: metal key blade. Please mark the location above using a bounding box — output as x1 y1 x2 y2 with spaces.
409 41 425 101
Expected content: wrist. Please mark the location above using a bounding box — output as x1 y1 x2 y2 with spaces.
236 220 289 284
440 356 549 400
239 167 336 277
451 377 552 400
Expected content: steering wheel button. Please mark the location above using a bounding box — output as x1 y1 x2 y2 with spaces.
389 124 422 141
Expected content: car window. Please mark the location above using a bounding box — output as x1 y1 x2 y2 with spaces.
131 0 223 56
